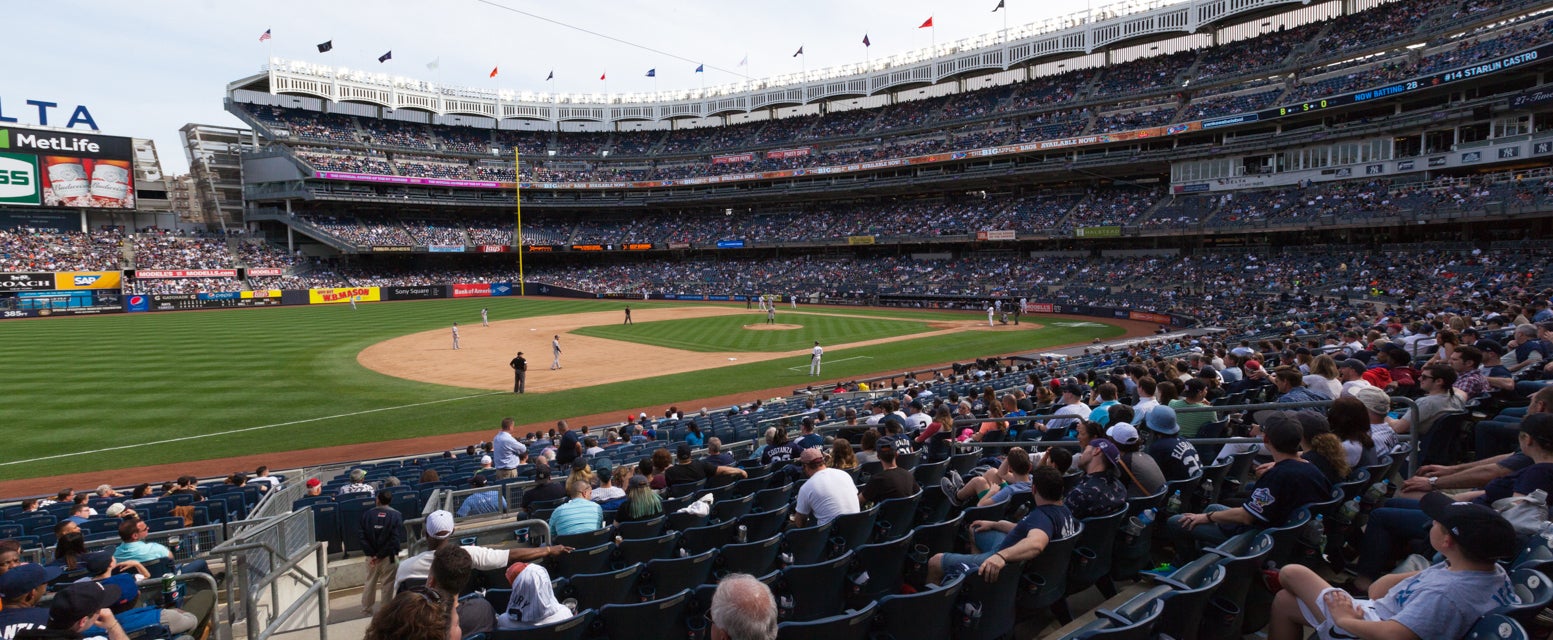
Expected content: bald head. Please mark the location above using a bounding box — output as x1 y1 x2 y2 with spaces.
710 573 778 640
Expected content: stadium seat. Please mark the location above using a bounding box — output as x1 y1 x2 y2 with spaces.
827 505 878 551
555 564 642 612
596 589 693 640
717 534 783 578
1052 506 1128 622
1197 531 1273 640
336 496 375 556
752 484 795 512
780 522 833 566
875 573 965 640
1058 596 1164 639
614 515 666 540
958 555 1027 640
1463 614 1530 640
737 505 791 541
482 609 595 640
679 519 739 555
308 502 342 555
664 510 708 532
912 459 949 486
546 542 616 580
1151 557 1225 640
711 493 754 522
1106 487 1167 589
1016 523 1082 618
774 601 876 640
665 479 704 499
777 550 854 622
1492 569 1553 628
911 512 963 557
554 528 613 551
614 532 678 568
871 490 921 543
644 548 718 598
849 532 913 607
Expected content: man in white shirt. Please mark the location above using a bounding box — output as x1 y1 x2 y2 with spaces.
792 448 860 527
395 510 571 591
1336 359 1374 397
1037 382 1090 439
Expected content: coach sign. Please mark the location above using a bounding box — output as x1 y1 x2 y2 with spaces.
0 272 55 291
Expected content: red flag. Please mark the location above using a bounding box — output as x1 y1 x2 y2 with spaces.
600 72 607 80
489 67 499 78
919 16 934 28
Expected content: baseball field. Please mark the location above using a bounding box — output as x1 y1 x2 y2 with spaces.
0 297 1129 484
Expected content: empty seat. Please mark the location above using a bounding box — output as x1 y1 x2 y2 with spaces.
875 573 965 640
718 534 783 578
615 532 679 568
775 601 876 640
778 551 854 622
597 589 692 640
645 549 718 598
555 564 641 612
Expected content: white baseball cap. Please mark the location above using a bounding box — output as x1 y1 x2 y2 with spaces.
480 455 492 465
424 510 456 539
1105 423 1141 446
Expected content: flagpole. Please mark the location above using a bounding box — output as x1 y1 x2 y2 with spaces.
514 149 525 296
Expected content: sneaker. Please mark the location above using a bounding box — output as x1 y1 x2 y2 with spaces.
948 470 965 493
940 478 962 506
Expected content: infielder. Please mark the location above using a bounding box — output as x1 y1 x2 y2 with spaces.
550 335 562 369
766 306 776 324
790 294 797 309
809 341 823 376
623 306 632 325
987 304 995 327
451 323 461 350
510 351 527 393
481 307 489 327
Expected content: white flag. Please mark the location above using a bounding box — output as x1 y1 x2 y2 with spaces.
426 57 440 71
738 54 748 67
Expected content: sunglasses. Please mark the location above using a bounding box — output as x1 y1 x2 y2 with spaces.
407 586 444 605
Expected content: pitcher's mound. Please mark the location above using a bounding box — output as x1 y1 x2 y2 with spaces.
744 323 803 331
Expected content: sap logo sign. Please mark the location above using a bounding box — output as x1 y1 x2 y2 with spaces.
0 98 98 130
0 154 38 199
73 275 101 286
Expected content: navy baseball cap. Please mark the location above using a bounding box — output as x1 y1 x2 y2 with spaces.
0 563 63 599
1420 491 1517 562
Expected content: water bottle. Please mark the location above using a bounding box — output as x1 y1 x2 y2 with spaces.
1337 496 1361 524
737 525 748 544
1299 515 1325 549
1315 516 1328 552
160 573 176 609
1138 508 1157 528
1166 490 1183 514
1362 479 1390 505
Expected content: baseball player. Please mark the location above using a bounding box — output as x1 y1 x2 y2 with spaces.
550 335 562 370
809 341 823 376
481 307 489 327
510 351 527 393
451 323 461 350
766 305 776 325
623 306 632 325
350 295 358 311
790 294 797 309
987 304 995 327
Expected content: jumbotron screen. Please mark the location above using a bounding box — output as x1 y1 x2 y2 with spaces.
0 126 136 209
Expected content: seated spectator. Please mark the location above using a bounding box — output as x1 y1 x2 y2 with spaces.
927 465 1078 585
615 475 663 523
591 467 630 507
0 540 20 575
0 563 59 635
1328 396 1381 468
855 430 881 466
1353 386 1399 452
685 422 706 447
1354 413 1553 591
1066 437 1128 519
1270 492 1519 640
304 478 322 497
792 448 860 527
1109 423 1165 497
703 438 734 467
1142 406 1202 481
1473 384 1553 460
794 419 823 449
859 443 916 505
1168 412 1332 564
548 481 603 536
942 446 1032 508
456 475 506 517
1387 364 1462 438
663 444 747 488
519 467 565 516
709 573 778 640
648 449 672 490
496 562 573 630
362 588 453 640
759 429 802 466
828 438 859 472
395 511 569 591
76 552 202 637
111 517 209 576
1292 412 1352 484
23 580 132 640
338 469 375 497
250 466 281 492
424 546 494 637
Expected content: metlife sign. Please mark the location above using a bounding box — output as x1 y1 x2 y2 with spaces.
0 127 133 159
0 151 40 205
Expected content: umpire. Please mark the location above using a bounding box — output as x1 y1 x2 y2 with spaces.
510 351 527 393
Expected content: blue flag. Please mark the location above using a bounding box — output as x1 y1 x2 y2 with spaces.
695 64 703 73
378 50 392 63
646 68 656 77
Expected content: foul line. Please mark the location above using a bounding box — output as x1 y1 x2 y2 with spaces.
0 392 507 468
785 355 873 371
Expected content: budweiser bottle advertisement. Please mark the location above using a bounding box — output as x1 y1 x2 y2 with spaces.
89 159 134 207
42 156 92 206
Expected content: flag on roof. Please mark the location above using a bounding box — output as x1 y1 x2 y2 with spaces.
427 58 440 71
695 64 704 73
317 40 333 53
489 67 499 78
792 45 804 57
993 0 1005 11
919 16 934 28
600 72 606 80
646 68 656 77
259 29 271 43
545 70 554 81
863 34 871 47
378 50 392 63
738 55 748 67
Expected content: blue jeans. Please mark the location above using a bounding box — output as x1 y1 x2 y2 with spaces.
1166 504 1236 565
1476 419 1524 459
1516 380 1553 396
1354 498 1432 580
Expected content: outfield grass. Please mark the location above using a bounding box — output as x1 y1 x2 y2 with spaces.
572 312 937 352
0 298 1123 480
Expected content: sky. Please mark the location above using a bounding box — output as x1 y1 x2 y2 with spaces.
5 0 1114 174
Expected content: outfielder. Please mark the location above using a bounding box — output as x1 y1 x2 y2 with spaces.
551 335 563 369
809 341 823 376
481 307 489 327
350 295 358 311
451 323 461 350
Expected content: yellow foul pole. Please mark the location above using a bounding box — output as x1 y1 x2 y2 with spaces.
515 149 525 296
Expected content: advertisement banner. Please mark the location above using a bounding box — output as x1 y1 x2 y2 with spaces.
2 307 120 318
428 244 466 253
1075 226 1122 238
1129 311 1172 324
370 246 414 253
766 147 811 159
198 292 242 301
623 243 653 251
846 235 875 245
667 242 691 250
716 240 745 249
241 289 282 299
453 283 492 298
308 287 380 304
977 230 1016 241
125 294 149 313
525 245 561 253
313 171 502 189
0 126 136 208
245 268 284 277
53 271 121 290
477 245 510 253
490 282 514 297
1023 302 1055 314
133 269 238 279
570 244 608 252
0 272 55 291
711 153 755 164
382 285 444 301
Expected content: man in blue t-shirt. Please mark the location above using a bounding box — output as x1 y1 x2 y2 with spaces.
928 465 1079 585
1142 405 1202 481
1167 412 1331 564
0 563 60 639
555 422 582 465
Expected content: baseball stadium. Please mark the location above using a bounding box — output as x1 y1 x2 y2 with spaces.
5 0 1553 638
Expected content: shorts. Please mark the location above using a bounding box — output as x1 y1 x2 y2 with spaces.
939 550 995 577
1297 588 1380 640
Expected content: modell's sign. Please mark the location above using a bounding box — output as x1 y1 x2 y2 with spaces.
133 269 238 279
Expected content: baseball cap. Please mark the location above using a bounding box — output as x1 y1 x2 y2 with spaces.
1060 381 1086 397
1419 491 1517 561
1476 339 1507 356
1338 359 1367 374
104 503 127 517
1090 439 1122 465
424 510 456 540
1258 411 1304 452
0 563 63 599
1521 413 1553 443
480 455 492 465
1361 367 1392 388
504 561 531 585
1353 386 1392 416
1244 360 1262 371
677 443 693 460
628 475 650 490
1292 411 1332 439
799 448 824 465
1143 406 1179 435
83 550 115 577
48 580 123 627
305 478 321 488
1105 423 1141 446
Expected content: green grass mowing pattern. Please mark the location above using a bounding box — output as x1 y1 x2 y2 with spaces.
0 298 1123 480
571 312 934 352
